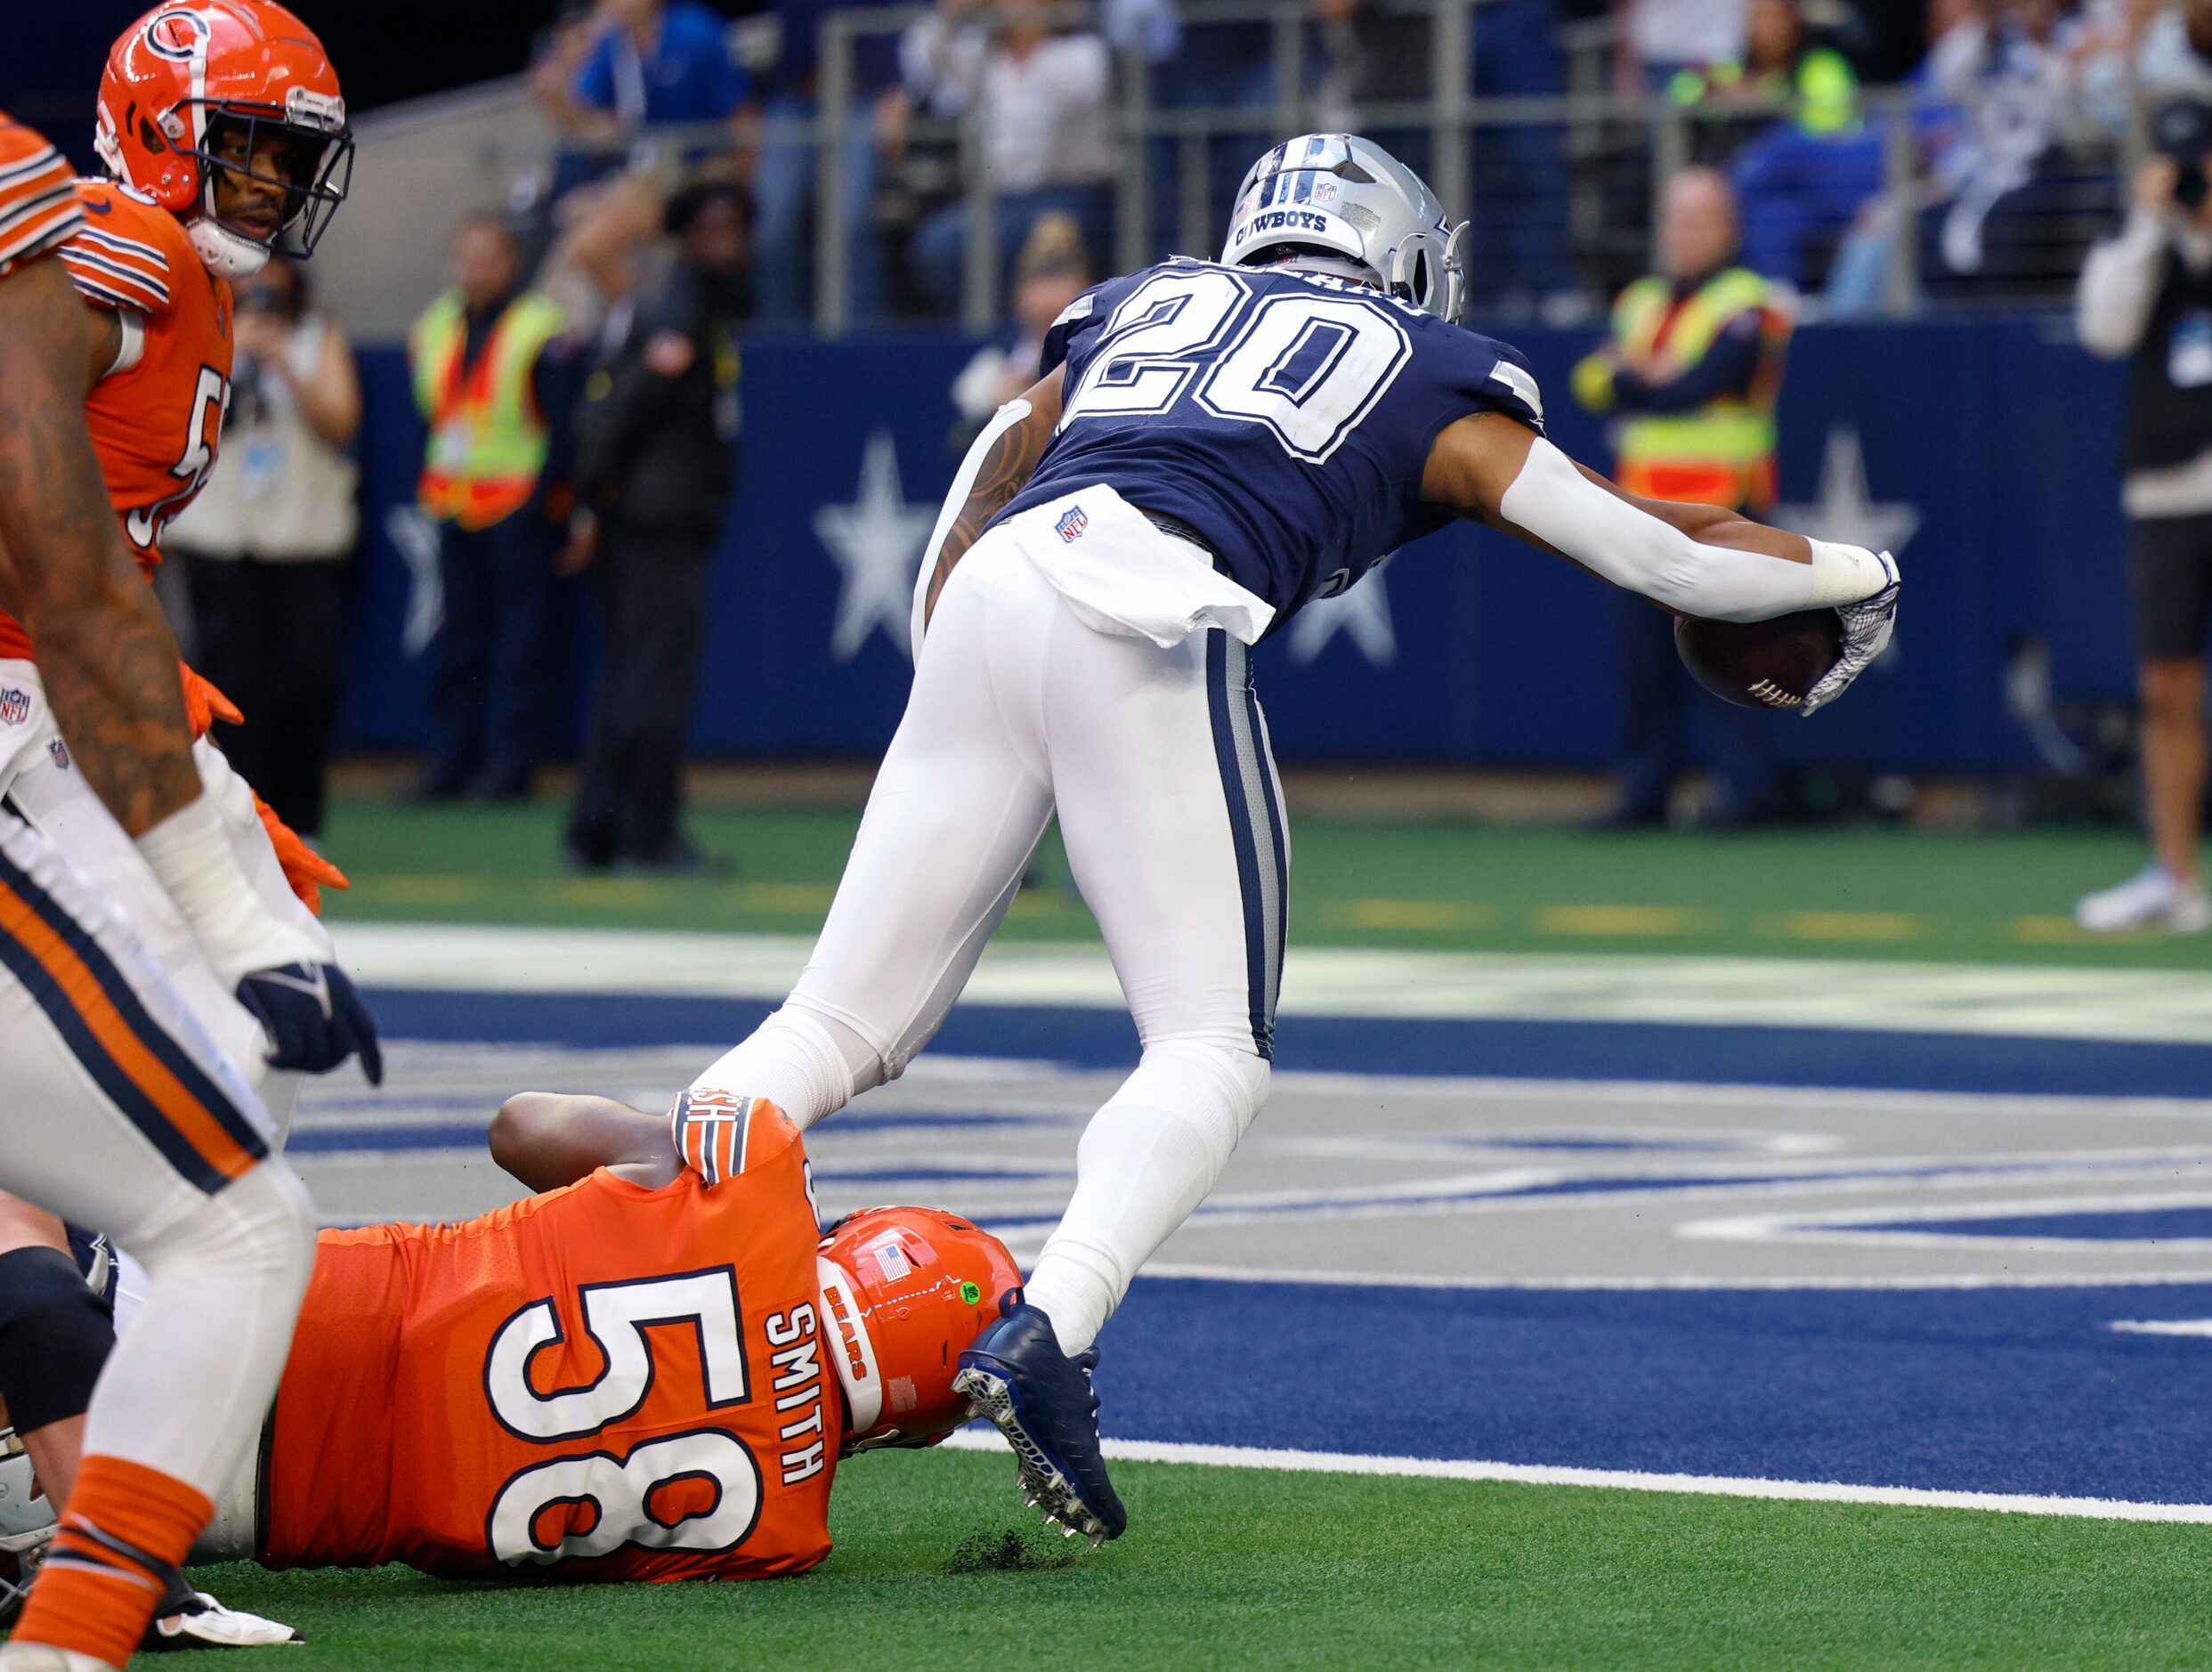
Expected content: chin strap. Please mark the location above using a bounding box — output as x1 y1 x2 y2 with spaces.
186 216 271 280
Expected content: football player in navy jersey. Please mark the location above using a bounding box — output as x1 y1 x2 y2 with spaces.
686 134 1901 1544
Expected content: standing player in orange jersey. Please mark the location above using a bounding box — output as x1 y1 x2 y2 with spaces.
0 7 384 1665
11 0 377 1093
0 102 367 1672
8 1095 1021 1587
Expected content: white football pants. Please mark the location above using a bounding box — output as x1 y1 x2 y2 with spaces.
0 664 315 1501
0 671 333 1140
696 531 1283 1352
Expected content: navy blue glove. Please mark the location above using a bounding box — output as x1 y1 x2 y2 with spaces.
234 963 384 1084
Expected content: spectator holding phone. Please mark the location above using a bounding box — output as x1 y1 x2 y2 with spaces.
2075 97 2212 932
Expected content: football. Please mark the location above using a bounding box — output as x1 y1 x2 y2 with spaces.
1673 608 1845 710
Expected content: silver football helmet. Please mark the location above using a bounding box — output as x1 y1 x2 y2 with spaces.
0 1428 55 1626
1220 134 1470 325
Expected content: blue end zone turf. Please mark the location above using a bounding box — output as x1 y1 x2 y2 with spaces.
351 986 2212 1507
1097 1277 2212 1502
363 987 2212 1100
1858 1207 2212 1242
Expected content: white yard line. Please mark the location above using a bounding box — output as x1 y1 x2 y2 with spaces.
938 1429 2212 1522
1140 1262 2212 1290
332 923 2212 1043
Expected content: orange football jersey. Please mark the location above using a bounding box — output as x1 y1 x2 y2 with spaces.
63 180 234 561
0 178 231 662
262 1102 845 1581
0 117 91 665
0 116 83 280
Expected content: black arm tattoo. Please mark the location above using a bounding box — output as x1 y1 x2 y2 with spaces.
0 259 199 835
922 369 1065 629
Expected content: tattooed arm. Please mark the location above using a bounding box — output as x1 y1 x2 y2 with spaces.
918 363 1065 634
0 256 198 835
0 258 383 1078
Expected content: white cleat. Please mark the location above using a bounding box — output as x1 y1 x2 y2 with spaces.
146 1588 303 1649
2075 865 2212 935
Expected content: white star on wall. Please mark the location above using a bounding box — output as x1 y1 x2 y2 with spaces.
1288 565 1398 665
814 431 938 662
1772 426 1921 558
386 505 442 657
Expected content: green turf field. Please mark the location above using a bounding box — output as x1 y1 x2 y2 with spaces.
239 797 2210 1668
323 797 2206 969
189 1449 2212 1670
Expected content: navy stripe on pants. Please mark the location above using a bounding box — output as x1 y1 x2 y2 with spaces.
1204 632 1285 1060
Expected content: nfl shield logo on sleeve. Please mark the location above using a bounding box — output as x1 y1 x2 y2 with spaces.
0 688 28 726
1056 506 1090 543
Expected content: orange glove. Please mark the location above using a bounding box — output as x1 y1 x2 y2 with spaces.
178 662 241 741
254 793 349 917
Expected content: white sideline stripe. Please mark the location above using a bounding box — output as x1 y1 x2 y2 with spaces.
331 923 2212 1043
2112 1319 2212 1338
937 1429 2212 1522
1141 1262 2212 1292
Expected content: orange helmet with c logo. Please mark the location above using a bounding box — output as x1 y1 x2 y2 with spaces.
95 1 352 274
818 1206 1023 1454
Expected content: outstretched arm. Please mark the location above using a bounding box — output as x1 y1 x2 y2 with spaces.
0 258 199 835
489 1093 681 1192
914 364 1065 641
1422 412 1900 712
1421 412 1891 621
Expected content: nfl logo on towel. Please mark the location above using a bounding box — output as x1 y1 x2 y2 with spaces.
1056 506 1090 542
0 688 28 726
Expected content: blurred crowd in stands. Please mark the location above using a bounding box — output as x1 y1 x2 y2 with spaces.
178 0 2212 856
458 0 2212 331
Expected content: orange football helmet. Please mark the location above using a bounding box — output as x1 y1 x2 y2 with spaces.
94 0 351 276
818 1206 1023 1454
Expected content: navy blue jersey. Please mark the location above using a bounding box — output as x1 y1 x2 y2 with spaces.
1001 258 1545 624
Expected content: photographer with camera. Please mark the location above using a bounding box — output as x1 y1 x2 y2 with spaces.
2075 99 2212 933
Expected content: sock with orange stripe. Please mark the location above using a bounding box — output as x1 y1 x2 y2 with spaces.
12 1453 212 1668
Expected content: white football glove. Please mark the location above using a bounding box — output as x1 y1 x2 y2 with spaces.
146 1583 304 1649
1803 548 1900 716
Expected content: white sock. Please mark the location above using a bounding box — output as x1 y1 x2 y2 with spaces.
0 1647 124 1671
1024 1041 1269 1355
688 1003 880 1131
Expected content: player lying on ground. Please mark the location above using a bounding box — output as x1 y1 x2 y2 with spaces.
0 1089 1019 1626
682 132 1902 1545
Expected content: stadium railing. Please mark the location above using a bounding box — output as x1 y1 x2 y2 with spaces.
325 3 2150 340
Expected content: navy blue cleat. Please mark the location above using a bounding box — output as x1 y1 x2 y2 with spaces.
954 1296 1126 1545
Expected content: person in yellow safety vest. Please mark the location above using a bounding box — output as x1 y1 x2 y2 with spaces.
1573 166 1795 828
1665 0 1860 139
408 214 581 802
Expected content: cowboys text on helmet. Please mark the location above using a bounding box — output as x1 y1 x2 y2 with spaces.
1221 133 1471 325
